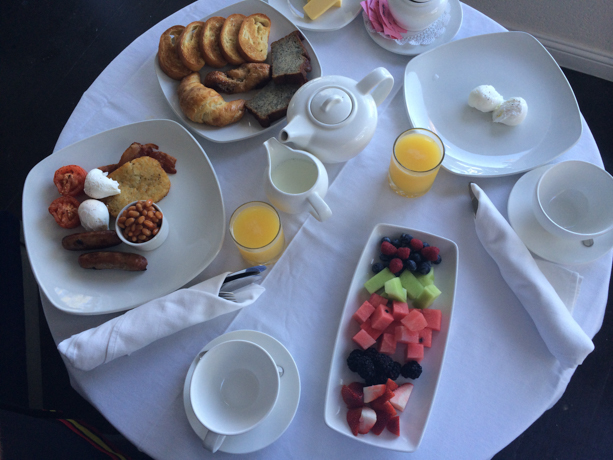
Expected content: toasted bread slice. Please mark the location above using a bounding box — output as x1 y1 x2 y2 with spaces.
199 16 228 68
245 81 300 128
271 31 312 86
158 25 192 80
219 14 246 65
178 21 206 71
237 13 271 63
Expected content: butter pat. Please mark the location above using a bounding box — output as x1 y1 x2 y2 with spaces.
304 0 341 20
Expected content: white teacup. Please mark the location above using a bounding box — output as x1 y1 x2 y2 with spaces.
189 340 280 453
533 161 613 240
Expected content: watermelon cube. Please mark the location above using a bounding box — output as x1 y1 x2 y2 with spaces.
377 332 397 355
371 304 395 330
400 309 428 332
368 292 388 308
406 343 424 362
360 318 384 340
352 329 376 349
352 301 375 324
391 300 409 320
383 321 399 335
395 325 419 344
422 308 442 331
418 327 432 347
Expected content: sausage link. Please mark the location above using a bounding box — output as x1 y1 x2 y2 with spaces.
78 252 148 271
62 230 122 251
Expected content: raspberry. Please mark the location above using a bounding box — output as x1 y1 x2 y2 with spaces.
421 246 440 262
409 238 423 251
388 258 403 274
380 241 397 256
396 247 411 260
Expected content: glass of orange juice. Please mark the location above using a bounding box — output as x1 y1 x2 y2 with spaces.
229 202 285 265
388 128 445 198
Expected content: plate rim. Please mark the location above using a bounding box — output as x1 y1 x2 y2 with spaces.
154 0 323 144
323 222 458 452
23 118 225 315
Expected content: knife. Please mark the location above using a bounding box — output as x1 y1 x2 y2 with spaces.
468 182 479 216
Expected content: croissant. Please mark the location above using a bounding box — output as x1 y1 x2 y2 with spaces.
178 72 245 127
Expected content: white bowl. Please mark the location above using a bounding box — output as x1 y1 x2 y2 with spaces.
116 200 169 251
533 161 613 240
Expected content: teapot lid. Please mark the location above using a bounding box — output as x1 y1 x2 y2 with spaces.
309 87 353 125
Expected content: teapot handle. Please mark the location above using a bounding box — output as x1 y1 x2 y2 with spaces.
356 67 394 107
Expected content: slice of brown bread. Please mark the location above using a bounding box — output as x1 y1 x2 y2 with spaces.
271 31 312 86
245 81 301 128
158 25 193 80
178 21 206 71
199 16 228 68
219 14 246 65
237 13 271 63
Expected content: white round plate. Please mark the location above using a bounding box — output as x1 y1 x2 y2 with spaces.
269 0 362 32
364 0 462 56
404 32 582 177
155 0 322 143
508 165 613 265
183 330 300 454
22 119 225 315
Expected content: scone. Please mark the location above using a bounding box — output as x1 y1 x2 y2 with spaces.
219 14 246 65
158 25 192 80
178 21 206 71
237 13 271 63
199 16 228 68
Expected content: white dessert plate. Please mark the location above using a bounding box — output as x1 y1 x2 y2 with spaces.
364 0 462 56
183 330 300 453
23 119 225 315
155 0 322 143
268 0 362 32
508 165 613 265
324 223 458 452
404 32 582 177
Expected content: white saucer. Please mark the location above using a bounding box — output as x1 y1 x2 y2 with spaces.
363 0 462 56
508 165 613 265
183 330 300 454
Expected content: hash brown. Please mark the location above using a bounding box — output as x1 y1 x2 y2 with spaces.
101 156 171 217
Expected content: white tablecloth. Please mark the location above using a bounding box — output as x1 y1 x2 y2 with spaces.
39 1 611 459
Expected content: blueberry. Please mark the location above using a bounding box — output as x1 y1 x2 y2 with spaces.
372 262 385 274
380 237 392 244
432 254 442 265
391 238 401 248
417 261 431 275
400 233 413 246
379 253 392 262
404 259 417 272
422 242 430 248
409 252 422 264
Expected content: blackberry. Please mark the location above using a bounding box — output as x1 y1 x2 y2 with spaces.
388 361 401 380
371 262 385 274
400 360 423 379
346 349 376 381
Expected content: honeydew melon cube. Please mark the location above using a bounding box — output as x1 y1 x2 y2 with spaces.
384 277 407 302
412 284 441 309
398 270 424 300
415 268 435 286
364 268 396 294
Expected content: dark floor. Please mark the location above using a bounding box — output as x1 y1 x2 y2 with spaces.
1 1 612 459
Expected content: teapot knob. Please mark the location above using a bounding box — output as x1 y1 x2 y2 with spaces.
321 95 343 113
310 88 353 125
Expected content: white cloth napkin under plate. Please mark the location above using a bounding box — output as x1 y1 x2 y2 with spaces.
470 183 594 369
58 272 265 371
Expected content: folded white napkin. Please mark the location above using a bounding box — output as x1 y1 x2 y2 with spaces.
58 272 265 371
470 183 594 369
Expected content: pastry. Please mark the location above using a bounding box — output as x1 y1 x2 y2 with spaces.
178 72 246 127
204 63 271 94
237 13 271 63
158 25 192 80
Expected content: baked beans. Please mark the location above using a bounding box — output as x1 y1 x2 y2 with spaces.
117 200 163 243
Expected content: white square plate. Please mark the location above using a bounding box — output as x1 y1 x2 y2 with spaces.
23 119 225 315
404 32 582 177
269 0 362 32
154 0 322 143
324 223 458 452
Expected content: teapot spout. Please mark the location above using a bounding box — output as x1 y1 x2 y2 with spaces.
279 118 313 149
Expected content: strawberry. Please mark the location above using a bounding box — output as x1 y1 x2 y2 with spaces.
358 407 377 434
371 409 394 435
347 408 361 436
369 388 395 410
363 384 387 403
390 382 414 412
385 378 399 392
387 415 400 436
341 384 364 409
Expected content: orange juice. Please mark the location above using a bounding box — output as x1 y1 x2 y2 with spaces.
388 129 445 198
230 202 285 265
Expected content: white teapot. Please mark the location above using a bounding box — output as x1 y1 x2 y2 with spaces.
279 67 394 164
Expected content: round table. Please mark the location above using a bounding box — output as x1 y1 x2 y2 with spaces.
38 1 611 458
